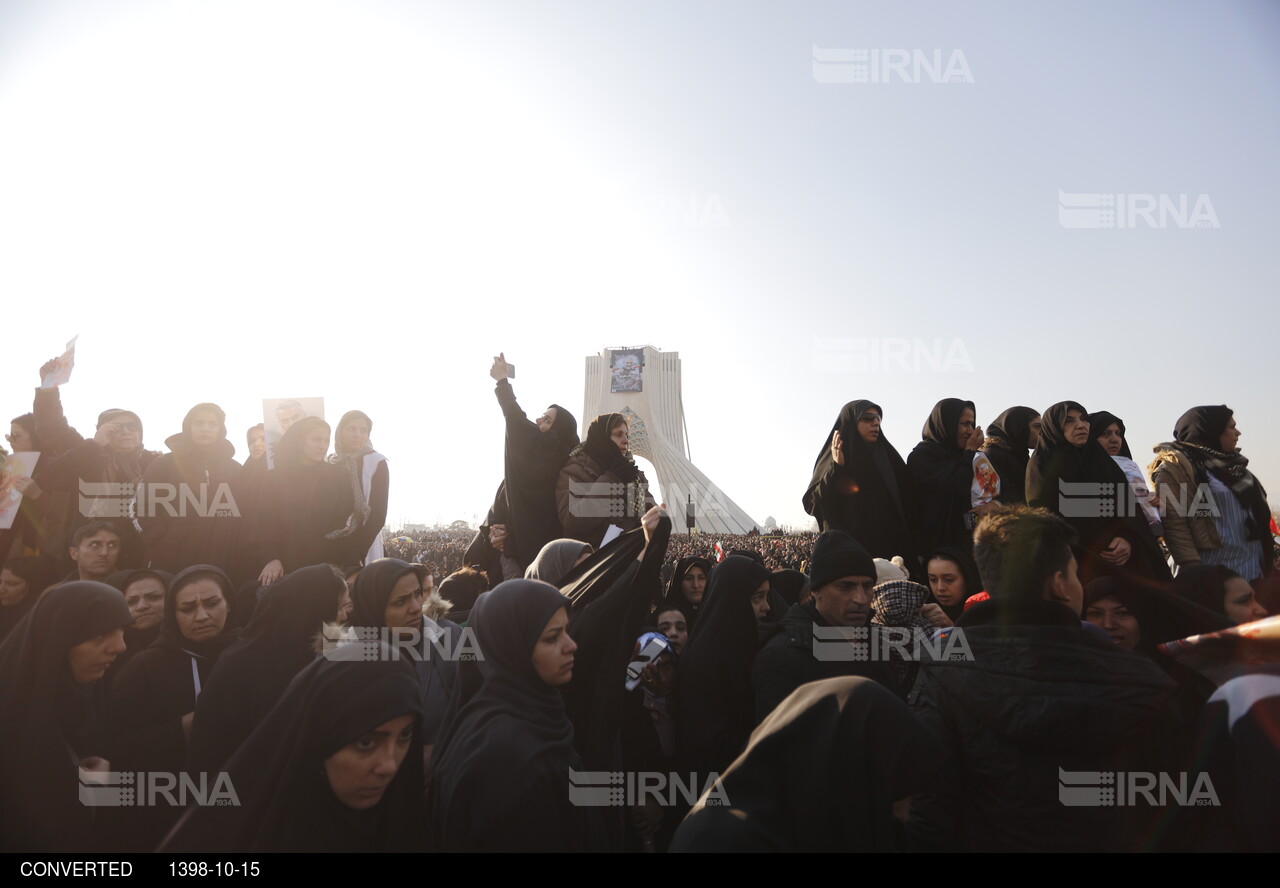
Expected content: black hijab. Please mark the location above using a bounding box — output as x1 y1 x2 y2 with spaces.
498 393 580 565
349 558 425 629
1088 410 1133 459
671 677 943 852
771 569 809 606
545 404 580 453
186 564 346 774
1168 565 1239 619
674 555 771 779
162 651 425 852
908 398 979 555
105 568 173 674
273 416 331 470
803 400 915 560
575 413 629 471
0 554 61 641
0 582 132 851
1028 402 1171 586
984 406 1039 504
924 546 983 623
664 555 712 626
159 565 238 662
1085 575 1230 656
429 579 602 852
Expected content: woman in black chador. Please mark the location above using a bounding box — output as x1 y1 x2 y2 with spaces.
0 581 132 852
162 650 426 852
804 400 915 563
428 579 607 851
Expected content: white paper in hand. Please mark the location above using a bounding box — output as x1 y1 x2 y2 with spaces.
41 336 78 388
601 525 624 547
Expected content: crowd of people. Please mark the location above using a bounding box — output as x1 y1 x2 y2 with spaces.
0 352 1277 853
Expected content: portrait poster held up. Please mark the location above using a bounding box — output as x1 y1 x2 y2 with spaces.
261 398 325 469
0 453 41 530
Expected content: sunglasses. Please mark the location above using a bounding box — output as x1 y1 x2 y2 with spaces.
112 422 141 433
858 413 882 423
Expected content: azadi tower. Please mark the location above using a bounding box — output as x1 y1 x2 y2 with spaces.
583 346 758 534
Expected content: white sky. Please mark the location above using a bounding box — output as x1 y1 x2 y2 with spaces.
3 0 1278 530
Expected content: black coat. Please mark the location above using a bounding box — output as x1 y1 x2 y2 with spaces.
186 564 345 774
1027 401 1171 586
752 602 898 723
493 380 577 567
908 399 979 557
674 556 771 780
906 598 1182 852
247 462 352 573
137 434 243 575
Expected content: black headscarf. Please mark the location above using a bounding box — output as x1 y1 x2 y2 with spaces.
1088 410 1132 459
671 677 943 852
186 564 345 773
803 400 915 560
349 558 425 629
1028 402 1171 586
272 416 330 470
674 555 771 779
546 404 580 453
908 398 979 555
429 579 603 851
1166 406 1271 551
924 546 983 623
494 386 580 566
162 651 425 852
983 406 1039 505
104 568 173 674
575 413 629 471
1 554 61 640
165 402 234 461
1084 575 1230 656
771 569 809 606
160 565 238 662
0 582 132 851
1168 565 1240 619
663 555 712 626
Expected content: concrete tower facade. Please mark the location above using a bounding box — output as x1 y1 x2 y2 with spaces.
583 346 758 534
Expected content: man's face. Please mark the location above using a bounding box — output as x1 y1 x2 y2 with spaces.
71 530 122 580
189 410 221 447
105 419 141 453
1046 554 1084 616
124 577 166 631
278 406 305 433
812 575 874 627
